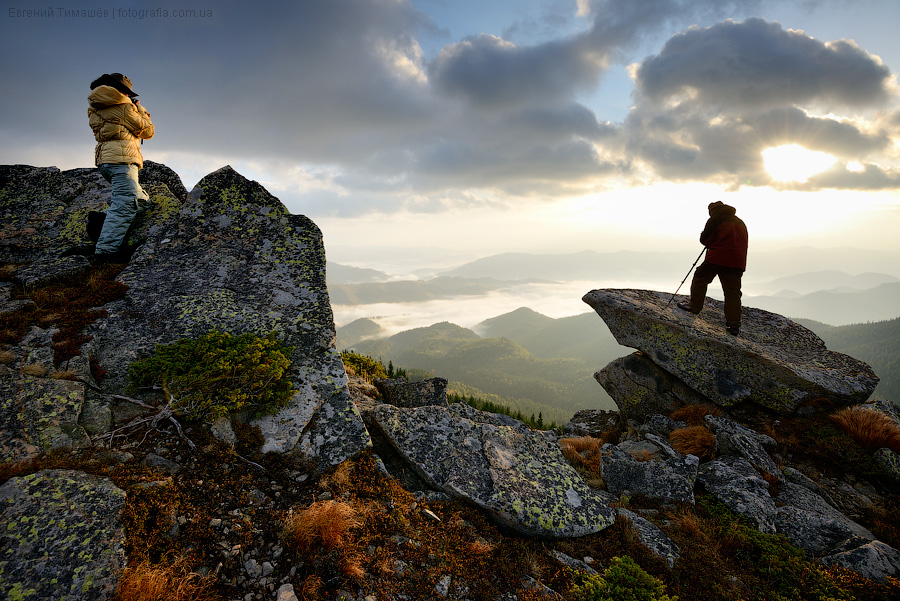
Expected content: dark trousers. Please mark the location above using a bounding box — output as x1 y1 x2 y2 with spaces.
689 261 743 328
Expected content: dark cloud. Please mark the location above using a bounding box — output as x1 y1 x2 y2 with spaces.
635 18 893 109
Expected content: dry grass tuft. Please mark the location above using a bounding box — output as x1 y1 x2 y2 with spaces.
50 369 79 381
669 425 717 460
114 561 218 601
559 436 604 477
670 403 721 426
298 574 323 601
339 551 367 580
0 349 15 365
282 499 362 554
21 363 48 377
319 460 353 494
830 406 900 454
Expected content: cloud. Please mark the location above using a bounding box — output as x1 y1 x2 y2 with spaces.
635 18 893 109
625 18 899 190
1 0 899 216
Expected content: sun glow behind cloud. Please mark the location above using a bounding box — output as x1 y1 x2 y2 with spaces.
762 144 837 183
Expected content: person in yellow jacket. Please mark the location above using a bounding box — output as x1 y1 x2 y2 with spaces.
87 73 154 261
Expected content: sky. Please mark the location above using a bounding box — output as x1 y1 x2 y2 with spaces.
2 0 900 275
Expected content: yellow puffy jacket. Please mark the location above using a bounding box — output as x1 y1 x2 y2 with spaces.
88 85 154 168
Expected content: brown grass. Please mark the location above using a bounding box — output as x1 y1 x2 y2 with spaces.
669 425 717 460
50 369 79 381
281 500 362 554
319 460 353 494
114 561 219 601
830 406 900 454
0 349 15 364
21 363 48 377
297 575 323 601
670 403 721 426
559 436 604 476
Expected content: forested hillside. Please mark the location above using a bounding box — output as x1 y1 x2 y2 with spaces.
349 321 619 424
798 317 900 403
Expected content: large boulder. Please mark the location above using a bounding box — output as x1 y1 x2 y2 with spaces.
582 289 878 414
372 402 617 537
0 469 126 600
85 165 369 468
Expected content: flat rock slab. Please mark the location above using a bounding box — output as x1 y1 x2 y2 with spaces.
582 289 878 414
0 469 126 601
372 403 617 537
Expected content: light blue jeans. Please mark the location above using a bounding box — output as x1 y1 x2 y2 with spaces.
96 163 149 254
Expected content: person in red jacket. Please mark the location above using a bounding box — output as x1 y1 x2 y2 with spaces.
677 201 748 335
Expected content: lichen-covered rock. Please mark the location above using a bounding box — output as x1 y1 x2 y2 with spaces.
774 505 856 557
873 447 900 483
776 480 874 541
704 415 781 479
820 539 900 583
0 469 126 600
563 409 623 438
696 456 776 534
582 289 878 413
87 165 370 468
595 352 712 422
374 377 449 408
0 162 185 262
372 402 616 537
600 443 698 503
0 374 89 464
617 508 680 568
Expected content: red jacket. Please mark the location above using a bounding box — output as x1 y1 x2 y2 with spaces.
700 203 748 270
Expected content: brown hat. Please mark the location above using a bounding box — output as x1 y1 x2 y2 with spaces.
90 73 138 97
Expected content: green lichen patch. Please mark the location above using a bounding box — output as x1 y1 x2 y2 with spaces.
0 469 126 601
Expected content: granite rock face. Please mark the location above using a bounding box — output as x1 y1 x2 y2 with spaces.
86 165 370 468
0 469 126 601
372 402 617 537
582 289 879 414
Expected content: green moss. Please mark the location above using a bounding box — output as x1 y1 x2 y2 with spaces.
127 330 295 421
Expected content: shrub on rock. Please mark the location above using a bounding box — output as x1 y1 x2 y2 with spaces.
127 330 294 421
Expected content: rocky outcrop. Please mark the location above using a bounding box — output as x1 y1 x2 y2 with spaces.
372 402 617 537
0 469 126 601
84 165 370 468
582 289 879 414
1 163 370 470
